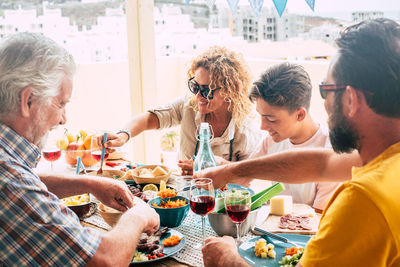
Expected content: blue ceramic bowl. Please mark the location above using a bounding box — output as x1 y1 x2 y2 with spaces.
148 196 190 227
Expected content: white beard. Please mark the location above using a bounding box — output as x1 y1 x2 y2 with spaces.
26 104 50 149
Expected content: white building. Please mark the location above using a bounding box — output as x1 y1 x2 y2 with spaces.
300 23 341 45
154 5 245 56
352 11 384 23
0 4 127 63
230 6 304 42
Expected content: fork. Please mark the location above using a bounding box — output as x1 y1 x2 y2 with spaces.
97 132 108 175
253 226 300 247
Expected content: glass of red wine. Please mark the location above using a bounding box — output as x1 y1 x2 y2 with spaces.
42 148 61 171
224 189 251 245
90 135 109 165
190 178 215 248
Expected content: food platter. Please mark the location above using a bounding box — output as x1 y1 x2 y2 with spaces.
258 204 320 235
238 234 311 267
130 228 185 264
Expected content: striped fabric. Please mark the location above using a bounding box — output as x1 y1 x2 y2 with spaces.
0 123 102 266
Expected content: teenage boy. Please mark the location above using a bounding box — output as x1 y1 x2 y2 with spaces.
248 62 340 212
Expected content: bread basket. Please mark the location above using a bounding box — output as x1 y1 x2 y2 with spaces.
131 165 171 184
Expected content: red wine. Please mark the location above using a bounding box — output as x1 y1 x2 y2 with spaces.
43 149 61 162
190 195 215 216
91 150 109 162
226 205 250 223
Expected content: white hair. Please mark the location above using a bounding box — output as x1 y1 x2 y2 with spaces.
0 32 75 119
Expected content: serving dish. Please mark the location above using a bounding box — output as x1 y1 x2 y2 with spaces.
208 207 261 237
131 165 171 184
62 193 97 219
148 196 190 227
130 228 185 265
238 234 311 267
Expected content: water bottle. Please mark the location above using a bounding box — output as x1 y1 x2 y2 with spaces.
194 122 217 172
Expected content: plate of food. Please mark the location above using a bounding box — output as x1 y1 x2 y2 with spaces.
131 227 185 264
238 234 311 267
125 180 176 203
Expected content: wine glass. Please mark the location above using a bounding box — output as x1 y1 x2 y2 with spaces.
90 135 109 166
42 147 61 171
189 178 215 248
224 189 251 245
42 136 61 171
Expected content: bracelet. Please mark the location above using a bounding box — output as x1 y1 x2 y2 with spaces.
116 129 131 142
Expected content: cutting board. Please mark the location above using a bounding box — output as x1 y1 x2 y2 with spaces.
252 204 321 235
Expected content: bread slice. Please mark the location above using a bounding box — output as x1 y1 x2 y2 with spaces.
152 166 168 177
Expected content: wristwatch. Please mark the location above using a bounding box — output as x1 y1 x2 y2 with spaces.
116 129 131 142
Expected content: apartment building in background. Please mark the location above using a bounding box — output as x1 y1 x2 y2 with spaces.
230 6 305 42
352 11 384 23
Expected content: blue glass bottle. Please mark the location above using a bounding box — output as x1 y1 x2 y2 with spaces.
194 122 217 172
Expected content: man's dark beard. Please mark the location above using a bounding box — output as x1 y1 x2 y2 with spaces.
328 92 360 153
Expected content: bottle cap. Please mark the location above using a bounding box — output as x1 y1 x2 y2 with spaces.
200 122 209 128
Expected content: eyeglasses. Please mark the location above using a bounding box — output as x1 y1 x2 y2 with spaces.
319 83 346 99
188 77 221 100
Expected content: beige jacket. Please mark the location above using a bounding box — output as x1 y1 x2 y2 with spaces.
149 94 262 162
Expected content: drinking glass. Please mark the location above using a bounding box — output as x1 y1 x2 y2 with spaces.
189 178 215 248
90 135 109 165
224 189 251 245
42 137 61 171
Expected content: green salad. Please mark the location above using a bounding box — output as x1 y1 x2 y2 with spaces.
279 249 304 267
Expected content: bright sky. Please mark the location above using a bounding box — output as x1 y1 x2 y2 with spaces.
217 0 400 19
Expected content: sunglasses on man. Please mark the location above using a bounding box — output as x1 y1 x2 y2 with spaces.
188 77 221 100
319 83 346 99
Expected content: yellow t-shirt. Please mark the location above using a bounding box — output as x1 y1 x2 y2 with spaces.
301 142 400 267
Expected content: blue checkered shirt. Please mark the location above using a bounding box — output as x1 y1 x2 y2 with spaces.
0 123 102 266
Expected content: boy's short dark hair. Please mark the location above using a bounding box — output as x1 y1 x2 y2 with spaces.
249 62 312 112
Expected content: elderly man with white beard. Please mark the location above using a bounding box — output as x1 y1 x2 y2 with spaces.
0 33 159 266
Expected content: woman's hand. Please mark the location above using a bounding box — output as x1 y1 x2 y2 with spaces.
178 159 194 175
96 132 129 153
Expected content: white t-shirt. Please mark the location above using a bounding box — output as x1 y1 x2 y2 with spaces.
251 124 341 210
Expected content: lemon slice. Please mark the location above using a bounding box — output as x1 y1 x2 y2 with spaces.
142 184 158 192
160 180 167 192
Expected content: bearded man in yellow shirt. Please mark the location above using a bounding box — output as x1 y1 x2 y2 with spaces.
199 18 400 267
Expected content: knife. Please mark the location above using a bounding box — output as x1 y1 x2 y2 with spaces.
253 226 299 247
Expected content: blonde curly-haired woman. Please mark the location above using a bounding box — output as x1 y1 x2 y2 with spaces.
100 46 262 174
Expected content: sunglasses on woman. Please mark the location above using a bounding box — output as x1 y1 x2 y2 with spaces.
188 77 221 100
319 83 346 99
